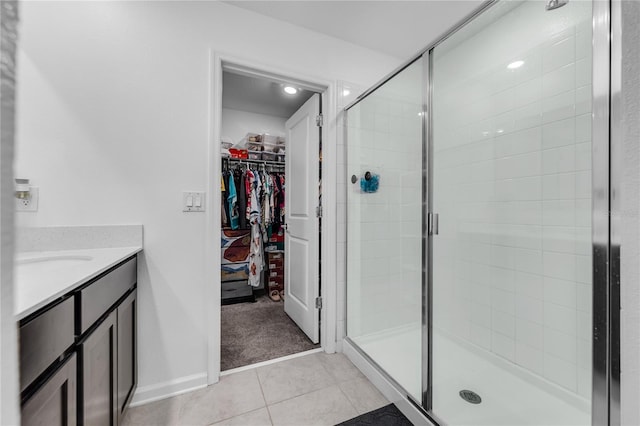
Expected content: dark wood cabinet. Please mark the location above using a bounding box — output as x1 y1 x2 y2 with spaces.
19 297 75 392
117 289 137 422
79 259 136 334
20 255 138 426
81 311 117 426
22 353 77 426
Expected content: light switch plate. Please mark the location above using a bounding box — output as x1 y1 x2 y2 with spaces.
16 187 39 212
183 191 205 212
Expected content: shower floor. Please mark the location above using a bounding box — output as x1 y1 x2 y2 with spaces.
352 327 589 426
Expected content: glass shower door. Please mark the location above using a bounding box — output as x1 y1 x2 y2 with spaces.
346 59 424 401
430 1 593 424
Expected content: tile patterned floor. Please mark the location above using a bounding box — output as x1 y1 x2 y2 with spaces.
123 353 389 426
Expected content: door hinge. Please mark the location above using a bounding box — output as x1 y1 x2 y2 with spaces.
316 114 323 127
315 297 323 309
316 205 323 218
428 213 439 236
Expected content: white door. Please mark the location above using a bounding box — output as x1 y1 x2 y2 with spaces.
284 93 320 343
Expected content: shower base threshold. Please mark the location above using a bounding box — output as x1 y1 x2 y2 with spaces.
352 326 589 426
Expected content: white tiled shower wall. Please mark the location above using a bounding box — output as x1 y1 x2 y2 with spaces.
431 1 592 399
344 62 424 339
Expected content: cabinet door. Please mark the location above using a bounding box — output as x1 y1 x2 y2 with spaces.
22 353 77 426
117 290 137 424
82 311 117 426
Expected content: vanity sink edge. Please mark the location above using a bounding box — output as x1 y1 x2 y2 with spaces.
17 255 94 265
15 246 142 321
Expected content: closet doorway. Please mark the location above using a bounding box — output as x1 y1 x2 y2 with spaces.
218 67 323 372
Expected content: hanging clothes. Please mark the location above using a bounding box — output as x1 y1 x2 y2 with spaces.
279 174 286 223
222 171 231 227
221 161 286 288
227 174 239 230
250 170 262 221
272 173 283 232
248 220 263 287
263 173 271 227
221 174 228 227
248 169 264 287
272 174 276 213
235 169 248 229
245 169 254 223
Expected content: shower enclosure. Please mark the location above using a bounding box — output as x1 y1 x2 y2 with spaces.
345 0 616 424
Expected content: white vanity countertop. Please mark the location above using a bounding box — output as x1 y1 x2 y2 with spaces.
15 246 142 321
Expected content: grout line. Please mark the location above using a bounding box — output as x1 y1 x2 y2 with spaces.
265 382 351 413
207 407 268 426
336 382 362 417
264 354 366 409
254 369 274 426
207 370 270 426
264 404 275 426
258 354 339 408
336 380 358 412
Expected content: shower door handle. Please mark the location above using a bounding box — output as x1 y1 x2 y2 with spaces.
428 213 439 236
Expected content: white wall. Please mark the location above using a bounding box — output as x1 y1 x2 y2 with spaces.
14 0 400 401
431 0 592 401
221 108 285 146
1 1 20 424
620 1 640 424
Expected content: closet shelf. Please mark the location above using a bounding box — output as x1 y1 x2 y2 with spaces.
224 157 285 168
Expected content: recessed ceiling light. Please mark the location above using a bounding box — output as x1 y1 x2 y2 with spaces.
284 86 297 95
507 60 524 69
343 89 351 96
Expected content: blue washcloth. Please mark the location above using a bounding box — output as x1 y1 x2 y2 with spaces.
360 174 380 193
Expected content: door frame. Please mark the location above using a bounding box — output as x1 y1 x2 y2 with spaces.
205 51 337 384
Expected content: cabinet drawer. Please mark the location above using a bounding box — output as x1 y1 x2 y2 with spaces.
80 257 136 334
20 297 75 392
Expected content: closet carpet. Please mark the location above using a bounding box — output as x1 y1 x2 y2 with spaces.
221 295 319 371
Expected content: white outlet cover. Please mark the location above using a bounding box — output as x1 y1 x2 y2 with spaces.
16 187 39 212
183 191 205 212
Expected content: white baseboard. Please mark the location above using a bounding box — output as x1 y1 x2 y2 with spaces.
342 339 433 426
129 372 208 407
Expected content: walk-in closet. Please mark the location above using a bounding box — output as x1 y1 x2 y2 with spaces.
219 70 322 371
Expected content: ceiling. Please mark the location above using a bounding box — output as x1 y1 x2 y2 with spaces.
223 0 484 59
222 71 316 118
